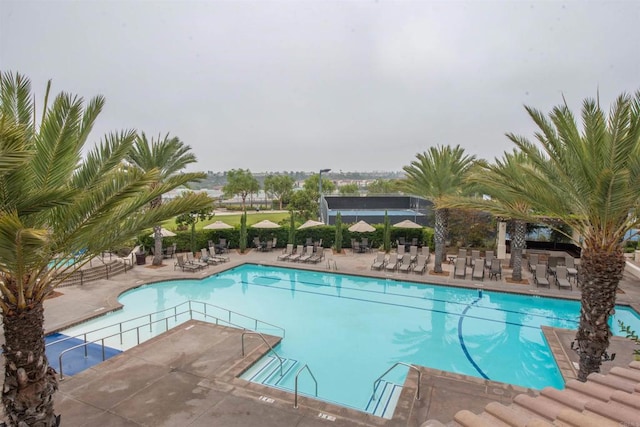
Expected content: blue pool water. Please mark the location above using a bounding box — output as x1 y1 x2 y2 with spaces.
57 264 640 414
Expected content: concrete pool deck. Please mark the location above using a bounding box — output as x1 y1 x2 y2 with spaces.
3 248 640 425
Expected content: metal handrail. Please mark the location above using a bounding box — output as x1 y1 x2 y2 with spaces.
47 300 284 348
294 364 318 408
53 302 285 379
241 331 284 377
372 362 421 401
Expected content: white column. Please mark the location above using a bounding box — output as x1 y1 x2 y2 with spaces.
497 221 507 260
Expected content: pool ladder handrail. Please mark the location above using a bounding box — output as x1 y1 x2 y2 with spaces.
372 362 421 401
241 331 285 378
47 299 285 349
294 364 318 409
54 304 284 379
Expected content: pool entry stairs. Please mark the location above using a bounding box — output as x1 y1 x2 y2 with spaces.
366 380 403 419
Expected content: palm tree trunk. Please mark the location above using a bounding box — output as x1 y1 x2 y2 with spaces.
574 247 625 381
2 302 59 426
511 220 526 281
151 195 164 266
433 208 448 273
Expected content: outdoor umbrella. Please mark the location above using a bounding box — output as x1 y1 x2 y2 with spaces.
203 220 233 230
348 220 375 233
251 219 281 229
297 219 324 230
392 219 422 229
149 227 177 238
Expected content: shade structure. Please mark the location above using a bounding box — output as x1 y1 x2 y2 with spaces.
149 227 177 237
392 219 422 229
203 220 233 230
348 220 375 233
297 219 324 230
251 219 281 229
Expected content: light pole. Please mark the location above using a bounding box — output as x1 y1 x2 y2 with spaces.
319 168 331 223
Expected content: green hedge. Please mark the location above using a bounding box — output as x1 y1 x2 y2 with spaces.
138 225 435 253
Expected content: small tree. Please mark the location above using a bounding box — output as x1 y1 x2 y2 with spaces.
239 211 247 253
288 190 317 220
334 212 343 253
175 195 214 254
383 210 391 253
288 212 296 244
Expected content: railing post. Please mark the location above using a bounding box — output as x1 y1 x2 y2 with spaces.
119 323 123 345
83 333 88 358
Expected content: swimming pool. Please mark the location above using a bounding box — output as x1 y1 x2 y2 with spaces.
58 264 640 416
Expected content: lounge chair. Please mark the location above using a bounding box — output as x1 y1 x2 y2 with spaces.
484 251 494 269
413 254 427 275
299 245 315 263
209 246 229 263
307 249 324 264
456 248 467 264
534 264 550 288
527 254 539 272
398 253 413 273
565 257 578 283
289 245 305 262
555 266 572 290
385 254 398 272
472 261 484 281
453 258 467 279
396 245 405 263
470 250 480 266
277 244 294 261
174 254 200 272
186 252 208 269
547 256 560 275
200 248 219 265
488 258 502 280
421 246 431 263
409 245 418 263
371 252 386 270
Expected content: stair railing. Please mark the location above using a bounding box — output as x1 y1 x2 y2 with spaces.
294 364 318 408
372 362 421 401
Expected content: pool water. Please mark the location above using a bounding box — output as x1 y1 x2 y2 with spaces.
58 264 640 414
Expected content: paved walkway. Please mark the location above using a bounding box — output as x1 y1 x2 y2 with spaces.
3 248 640 425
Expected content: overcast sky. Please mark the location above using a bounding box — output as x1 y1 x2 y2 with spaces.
2 1 639 173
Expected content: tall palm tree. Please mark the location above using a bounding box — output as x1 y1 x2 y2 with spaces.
127 133 206 265
0 72 212 426
463 150 533 281
499 92 640 380
401 145 477 273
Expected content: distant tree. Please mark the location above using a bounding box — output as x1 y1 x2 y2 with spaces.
223 169 259 210
303 174 336 200
175 193 215 254
366 179 398 195
264 174 295 209
289 190 317 220
339 183 359 195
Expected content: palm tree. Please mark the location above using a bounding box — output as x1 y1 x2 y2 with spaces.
463 150 533 281
0 72 212 426
499 92 640 381
127 133 206 265
401 145 478 273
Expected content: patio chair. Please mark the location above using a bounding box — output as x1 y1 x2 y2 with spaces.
264 240 273 252
174 254 200 272
453 258 467 279
555 266 572 290
163 245 175 259
200 248 219 265
209 246 229 263
385 254 398 272
547 256 561 275
398 253 413 273
186 252 208 269
469 250 480 267
534 264 550 288
371 252 386 270
472 260 484 281
488 258 502 280
218 238 229 254
411 237 418 246
396 245 405 262
253 237 261 249
289 245 305 262
278 244 294 261
409 245 418 263
352 241 361 254
456 248 467 263
421 246 430 263
299 245 315 263
306 237 313 246
413 255 427 275
565 257 578 283
527 254 539 272
361 237 370 252
484 251 494 269
398 237 406 245
307 249 324 264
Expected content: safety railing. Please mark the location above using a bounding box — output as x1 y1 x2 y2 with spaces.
294 364 318 409
241 331 284 377
372 362 421 401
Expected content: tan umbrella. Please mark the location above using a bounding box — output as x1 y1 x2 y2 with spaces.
393 219 422 229
149 227 177 237
297 219 324 230
348 220 375 233
203 220 233 230
251 219 281 229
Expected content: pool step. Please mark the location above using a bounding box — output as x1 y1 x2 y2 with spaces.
365 380 403 419
241 355 300 388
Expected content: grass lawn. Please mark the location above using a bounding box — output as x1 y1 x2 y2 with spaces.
161 211 290 231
